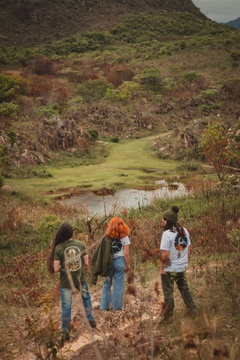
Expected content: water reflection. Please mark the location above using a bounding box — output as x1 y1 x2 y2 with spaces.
61 180 191 217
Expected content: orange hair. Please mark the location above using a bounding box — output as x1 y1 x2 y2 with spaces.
105 217 130 239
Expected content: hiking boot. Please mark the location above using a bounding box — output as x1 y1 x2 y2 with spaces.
89 320 96 328
185 308 198 318
159 316 173 325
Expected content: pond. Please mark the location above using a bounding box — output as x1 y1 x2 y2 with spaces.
61 180 192 217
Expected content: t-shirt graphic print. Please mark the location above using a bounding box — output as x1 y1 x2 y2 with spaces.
111 238 122 254
64 246 81 272
174 234 188 253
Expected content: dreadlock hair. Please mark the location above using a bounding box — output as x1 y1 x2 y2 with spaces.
47 223 73 275
105 217 130 240
163 219 186 237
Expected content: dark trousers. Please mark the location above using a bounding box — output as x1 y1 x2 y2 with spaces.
161 272 196 318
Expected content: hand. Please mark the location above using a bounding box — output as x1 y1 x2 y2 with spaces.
160 265 165 275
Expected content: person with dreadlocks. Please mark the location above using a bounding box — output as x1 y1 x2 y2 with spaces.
160 206 196 321
92 217 130 311
47 223 96 340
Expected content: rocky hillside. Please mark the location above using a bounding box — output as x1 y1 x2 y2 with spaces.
0 0 203 46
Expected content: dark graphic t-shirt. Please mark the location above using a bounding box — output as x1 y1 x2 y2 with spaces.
53 239 87 288
111 238 123 254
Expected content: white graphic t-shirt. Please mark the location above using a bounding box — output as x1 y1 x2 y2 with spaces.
160 227 191 272
113 236 130 258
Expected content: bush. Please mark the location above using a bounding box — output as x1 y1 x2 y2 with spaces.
179 71 203 88
140 73 163 93
177 162 200 171
104 88 119 102
67 96 83 108
76 79 113 103
7 128 17 144
118 81 139 101
0 74 18 102
37 105 59 117
110 136 119 143
0 74 31 102
87 129 98 141
27 57 57 76
0 102 19 117
37 215 62 246
0 171 5 188
195 89 219 100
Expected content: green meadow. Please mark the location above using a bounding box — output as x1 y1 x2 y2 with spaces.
6 133 187 201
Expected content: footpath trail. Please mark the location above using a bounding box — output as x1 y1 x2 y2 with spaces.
6 132 175 199
20 267 200 360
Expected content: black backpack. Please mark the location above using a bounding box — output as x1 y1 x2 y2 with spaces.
111 238 122 253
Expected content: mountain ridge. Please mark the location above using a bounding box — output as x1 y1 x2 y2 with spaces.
225 17 240 29
0 0 204 46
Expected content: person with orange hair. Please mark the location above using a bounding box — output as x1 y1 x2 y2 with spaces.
93 217 130 311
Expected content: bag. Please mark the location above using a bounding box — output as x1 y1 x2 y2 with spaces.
111 238 122 253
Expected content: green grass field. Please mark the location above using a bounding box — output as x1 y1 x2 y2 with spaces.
6 133 184 201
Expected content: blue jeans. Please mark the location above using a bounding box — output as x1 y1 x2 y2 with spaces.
60 281 94 334
100 256 126 311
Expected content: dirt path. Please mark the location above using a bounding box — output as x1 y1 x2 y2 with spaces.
21 266 197 360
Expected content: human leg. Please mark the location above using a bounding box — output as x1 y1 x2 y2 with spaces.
60 287 72 334
161 272 175 318
175 272 196 310
100 267 114 310
112 257 126 310
80 281 95 321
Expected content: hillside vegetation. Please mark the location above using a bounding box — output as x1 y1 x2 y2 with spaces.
0 0 200 46
0 5 240 360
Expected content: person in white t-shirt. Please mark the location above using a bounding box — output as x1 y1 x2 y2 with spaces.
160 206 196 321
100 217 130 311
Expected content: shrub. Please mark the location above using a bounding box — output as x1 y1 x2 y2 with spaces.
37 215 62 246
140 73 163 93
0 74 18 102
37 105 59 117
0 74 31 102
198 101 222 112
87 129 98 141
7 128 17 144
25 57 57 76
195 89 219 100
0 102 19 117
177 162 200 171
118 81 139 101
106 67 133 87
154 94 164 102
0 144 5 157
179 70 203 88
67 96 83 107
0 171 5 188
110 136 119 143
104 88 119 102
76 79 113 103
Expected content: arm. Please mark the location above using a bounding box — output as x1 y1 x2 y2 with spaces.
160 250 170 275
124 244 130 270
188 245 191 267
53 260 61 273
83 254 89 266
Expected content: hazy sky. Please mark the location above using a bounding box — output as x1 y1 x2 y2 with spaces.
192 0 239 23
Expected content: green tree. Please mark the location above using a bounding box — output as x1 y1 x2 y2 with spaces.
200 124 232 182
180 71 203 88
200 124 234 211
